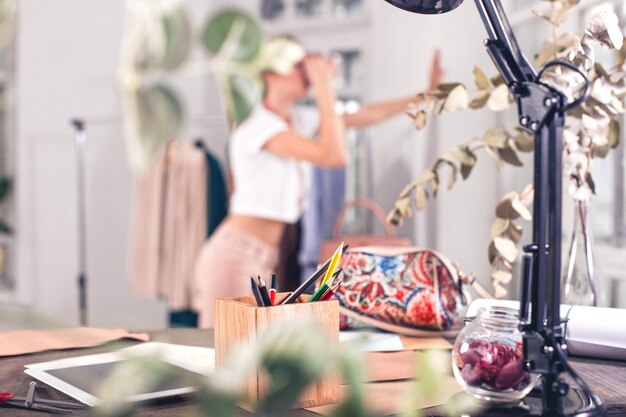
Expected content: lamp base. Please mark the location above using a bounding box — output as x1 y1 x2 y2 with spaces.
446 386 605 417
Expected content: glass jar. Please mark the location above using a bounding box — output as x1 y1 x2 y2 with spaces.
451 306 537 405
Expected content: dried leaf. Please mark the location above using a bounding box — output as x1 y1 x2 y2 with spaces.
494 285 508 299
429 173 439 198
514 131 534 152
511 195 532 221
519 184 534 206
503 222 524 243
442 84 469 113
608 119 620 148
484 127 508 149
414 185 428 210
586 11 623 50
491 270 513 284
473 66 491 90
488 241 497 264
459 148 477 180
535 33 578 66
469 91 490 109
493 236 519 263
484 146 504 169
498 142 524 167
435 160 458 190
490 218 510 238
414 110 428 130
487 84 511 111
495 192 531 221
586 172 597 194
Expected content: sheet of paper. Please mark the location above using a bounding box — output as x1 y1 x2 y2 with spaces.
340 331 404 352
0 327 150 357
25 342 215 376
120 342 215 375
466 299 626 361
305 377 463 415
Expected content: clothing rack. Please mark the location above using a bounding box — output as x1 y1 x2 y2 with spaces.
68 115 229 325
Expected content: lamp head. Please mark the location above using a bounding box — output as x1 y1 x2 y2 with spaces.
384 0 464 14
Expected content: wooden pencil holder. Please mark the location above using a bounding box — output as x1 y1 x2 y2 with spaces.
214 293 340 409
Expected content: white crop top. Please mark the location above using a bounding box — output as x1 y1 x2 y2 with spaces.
229 105 319 223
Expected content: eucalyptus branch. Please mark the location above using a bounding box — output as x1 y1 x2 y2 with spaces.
388 127 532 226
391 3 626 298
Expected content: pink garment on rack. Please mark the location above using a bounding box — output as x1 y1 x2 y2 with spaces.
129 141 207 310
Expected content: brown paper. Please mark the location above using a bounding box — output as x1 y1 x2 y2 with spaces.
306 377 463 415
401 336 452 351
363 350 422 382
0 327 150 357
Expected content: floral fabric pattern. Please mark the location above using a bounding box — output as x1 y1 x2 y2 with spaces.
337 250 464 330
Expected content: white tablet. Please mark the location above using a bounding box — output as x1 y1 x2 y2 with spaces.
24 343 215 407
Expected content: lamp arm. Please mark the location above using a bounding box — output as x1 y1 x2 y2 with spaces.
473 0 536 85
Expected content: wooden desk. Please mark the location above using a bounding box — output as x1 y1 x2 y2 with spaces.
1 329 626 416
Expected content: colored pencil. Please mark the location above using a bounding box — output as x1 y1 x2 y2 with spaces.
258 276 273 307
250 277 264 307
321 242 344 286
269 274 277 305
281 244 349 305
308 282 330 303
320 282 341 301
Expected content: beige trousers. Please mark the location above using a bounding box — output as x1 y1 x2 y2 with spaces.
193 223 279 328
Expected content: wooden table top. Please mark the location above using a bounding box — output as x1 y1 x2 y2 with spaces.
1 328 625 416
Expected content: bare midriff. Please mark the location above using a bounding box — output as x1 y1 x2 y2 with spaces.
223 214 286 247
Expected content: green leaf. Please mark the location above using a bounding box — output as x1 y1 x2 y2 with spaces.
128 83 184 171
160 7 192 70
226 74 259 125
201 9 261 63
473 66 491 90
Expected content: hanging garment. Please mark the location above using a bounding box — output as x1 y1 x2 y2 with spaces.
169 142 229 328
298 167 346 284
197 143 228 237
129 141 207 310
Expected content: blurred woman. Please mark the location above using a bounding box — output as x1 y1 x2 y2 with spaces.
194 37 443 327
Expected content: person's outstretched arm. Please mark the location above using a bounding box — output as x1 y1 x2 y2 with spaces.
343 50 444 129
263 56 348 167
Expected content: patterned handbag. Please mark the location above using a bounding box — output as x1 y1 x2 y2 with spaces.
336 246 490 335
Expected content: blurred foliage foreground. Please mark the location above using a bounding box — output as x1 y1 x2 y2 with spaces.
94 319 478 417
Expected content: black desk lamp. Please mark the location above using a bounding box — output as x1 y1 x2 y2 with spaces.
384 0 604 416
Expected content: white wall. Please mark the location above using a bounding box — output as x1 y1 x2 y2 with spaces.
6 0 525 328
10 0 232 328
369 1 508 289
